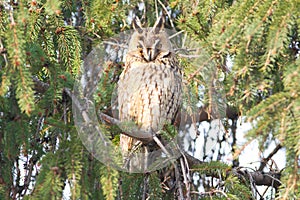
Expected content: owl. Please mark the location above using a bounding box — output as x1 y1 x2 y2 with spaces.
117 16 182 158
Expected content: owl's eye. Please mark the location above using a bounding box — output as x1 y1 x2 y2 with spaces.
156 43 162 49
137 40 143 49
153 39 162 49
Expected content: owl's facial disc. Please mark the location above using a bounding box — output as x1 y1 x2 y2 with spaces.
139 39 160 62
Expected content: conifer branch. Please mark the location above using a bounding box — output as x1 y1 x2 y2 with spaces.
98 112 153 143
32 76 49 93
66 85 282 192
142 173 149 200
190 189 229 198
189 154 282 189
0 39 8 69
97 111 188 198
63 87 154 142
258 144 282 171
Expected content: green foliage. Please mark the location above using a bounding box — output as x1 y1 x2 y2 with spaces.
174 0 232 40
119 172 164 199
192 162 252 199
64 133 84 199
148 173 163 199
191 161 230 176
0 0 299 199
94 62 121 111
177 1 299 198
30 152 65 199
56 26 82 74
44 0 62 15
84 0 130 40
2 3 35 115
79 151 105 200
120 173 144 199
224 175 252 200
100 165 118 200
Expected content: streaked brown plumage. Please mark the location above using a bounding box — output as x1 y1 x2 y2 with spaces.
117 16 182 155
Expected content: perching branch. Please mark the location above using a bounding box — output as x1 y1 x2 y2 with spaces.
98 112 153 143
63 87 154 143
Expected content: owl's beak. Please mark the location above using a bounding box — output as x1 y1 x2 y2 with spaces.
144 48 155 61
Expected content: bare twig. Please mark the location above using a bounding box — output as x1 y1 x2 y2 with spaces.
180 157 191 199
152 134 185 200
154 0 158 19
102 41 128 49
245 170 258 200
0 39 8 69
182 32 187 48
157 0 174 28
21 156 36 197
258 144 282 171
152 134 172 157
168 30 185 40
142 173 149 200
174 161 185 200
141 0 146 21
21 115 44 197
177 54 201 58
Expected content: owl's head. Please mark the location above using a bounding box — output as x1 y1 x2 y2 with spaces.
128 16 172 62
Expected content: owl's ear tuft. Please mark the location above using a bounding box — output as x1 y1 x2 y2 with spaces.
132 17 143 34
152 16 164 34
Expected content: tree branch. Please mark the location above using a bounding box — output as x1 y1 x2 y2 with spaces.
64 86 281 190
244 170 281 188
32 76 49 94
63 87 153 143
258 144 282 171
185 152 282 189
98 112 153 143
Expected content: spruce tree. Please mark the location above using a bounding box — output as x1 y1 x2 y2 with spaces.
0 0 298 199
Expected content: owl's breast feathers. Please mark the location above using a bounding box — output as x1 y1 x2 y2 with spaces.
118 49 182 133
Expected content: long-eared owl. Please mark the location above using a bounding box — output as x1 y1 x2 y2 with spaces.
117 16 182 155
